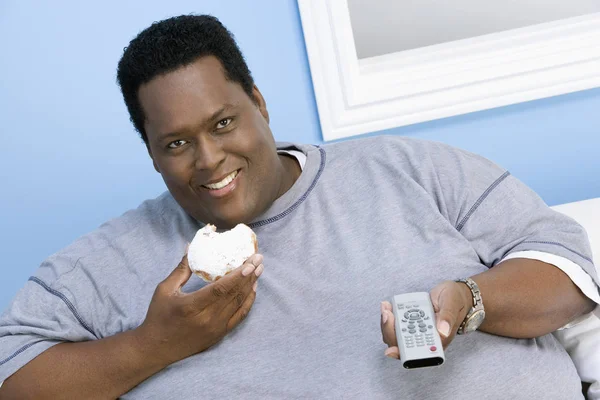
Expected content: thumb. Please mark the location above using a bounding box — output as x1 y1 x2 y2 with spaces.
431 284 462 347
162 246 192 293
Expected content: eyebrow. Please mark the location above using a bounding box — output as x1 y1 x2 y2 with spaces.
157 103 237 142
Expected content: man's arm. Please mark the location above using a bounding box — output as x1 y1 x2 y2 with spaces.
0 329 166 400
469 257 596 338
0 253 263 400
381 258 596 358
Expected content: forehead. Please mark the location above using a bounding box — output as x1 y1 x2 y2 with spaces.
139 56 245 136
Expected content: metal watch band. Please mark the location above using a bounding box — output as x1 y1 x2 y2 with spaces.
456 278 484 334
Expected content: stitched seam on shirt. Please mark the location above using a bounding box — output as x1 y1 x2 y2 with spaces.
249 147 326 228
456 171 511 232
0 342 38 367
28 277 96 338
518 241 593 264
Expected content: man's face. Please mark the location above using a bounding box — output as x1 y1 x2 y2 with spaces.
139 56 285 229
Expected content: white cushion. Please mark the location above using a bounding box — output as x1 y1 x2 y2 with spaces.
551 197 600 400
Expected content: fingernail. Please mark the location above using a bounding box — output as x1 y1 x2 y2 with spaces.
438 320 450 337
254 254 264 265
255 264 264 277
242 264 256 276
384 348 395 358
380 302 385 314
253 281 258 292
382 310 389 324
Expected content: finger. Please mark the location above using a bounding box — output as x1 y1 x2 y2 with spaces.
189 254 264 309
380 301 398 348
384 346 400 360
160 252 192 295
221 262 263 317
240 253 264 277
226 285 257 332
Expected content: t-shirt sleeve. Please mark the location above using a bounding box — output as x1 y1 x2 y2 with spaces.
0 269 97 383
457 169 598 286
415 140 599 293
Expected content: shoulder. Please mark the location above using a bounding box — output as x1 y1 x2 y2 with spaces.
318 135 488 173
32 192 193 285
320 134 462 159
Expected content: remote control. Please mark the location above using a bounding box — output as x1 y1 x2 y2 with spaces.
391 292 445 369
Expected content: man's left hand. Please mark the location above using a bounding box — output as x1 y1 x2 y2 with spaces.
380 281 472 359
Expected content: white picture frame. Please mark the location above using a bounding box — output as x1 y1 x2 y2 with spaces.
297 1 600 141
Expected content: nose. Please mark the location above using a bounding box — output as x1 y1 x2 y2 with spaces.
194 136 225 171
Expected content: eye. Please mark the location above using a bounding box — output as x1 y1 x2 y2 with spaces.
216 118 233 129
167 139 188 149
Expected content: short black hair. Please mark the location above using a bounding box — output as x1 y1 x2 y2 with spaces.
117 14 255 143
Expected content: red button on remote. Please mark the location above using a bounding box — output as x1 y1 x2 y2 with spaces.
430 346 437 352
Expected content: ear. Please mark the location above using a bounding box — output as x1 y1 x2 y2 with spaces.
251 85 269 124
146 144 160 173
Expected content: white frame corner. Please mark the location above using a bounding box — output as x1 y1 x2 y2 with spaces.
298 0 600 141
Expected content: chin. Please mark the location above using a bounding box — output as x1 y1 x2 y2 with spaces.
204 210 255 230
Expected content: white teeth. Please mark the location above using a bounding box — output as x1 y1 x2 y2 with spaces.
204 170 238 190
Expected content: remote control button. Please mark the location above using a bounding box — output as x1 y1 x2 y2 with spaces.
401 328 407 332
409 329 416 334
418 323 426 328
402 319 407 323
424 316 430 320
417 319 423 323
428 325 433 329
404 312 410 319
409 314 420 320
419 310 425 317
419 328 427 332
408 324 415 328
430 346 437 352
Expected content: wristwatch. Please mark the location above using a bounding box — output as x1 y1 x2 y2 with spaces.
455 278 485 334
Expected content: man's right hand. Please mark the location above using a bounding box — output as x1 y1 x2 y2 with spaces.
137 251 264 366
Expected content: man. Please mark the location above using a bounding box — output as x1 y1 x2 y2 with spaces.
0 14 598 399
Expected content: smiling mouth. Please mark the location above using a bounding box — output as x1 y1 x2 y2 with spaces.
202 170 240 190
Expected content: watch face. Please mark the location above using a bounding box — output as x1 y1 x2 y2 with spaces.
464 310 485 333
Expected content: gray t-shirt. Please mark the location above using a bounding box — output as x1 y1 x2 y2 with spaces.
1 136 598 399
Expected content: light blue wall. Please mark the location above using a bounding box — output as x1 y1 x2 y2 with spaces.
1 1 599 312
